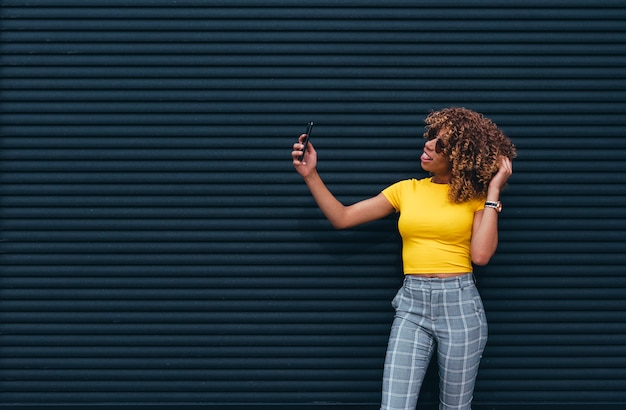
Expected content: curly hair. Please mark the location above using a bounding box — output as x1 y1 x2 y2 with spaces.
424 107 517 203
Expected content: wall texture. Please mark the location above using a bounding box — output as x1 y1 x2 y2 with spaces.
1 1 625 408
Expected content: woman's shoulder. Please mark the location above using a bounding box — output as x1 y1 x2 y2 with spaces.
393 177 430 186
387 177 431 189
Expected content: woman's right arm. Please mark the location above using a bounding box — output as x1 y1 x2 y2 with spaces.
292 134 395 230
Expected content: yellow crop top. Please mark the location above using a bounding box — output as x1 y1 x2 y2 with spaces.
381 178 485 274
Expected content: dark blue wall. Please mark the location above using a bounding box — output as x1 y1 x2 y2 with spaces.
1 1 625 408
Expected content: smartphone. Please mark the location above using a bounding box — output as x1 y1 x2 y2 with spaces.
298 121 314 162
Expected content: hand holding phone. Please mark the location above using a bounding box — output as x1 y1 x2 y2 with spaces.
298 121 314 162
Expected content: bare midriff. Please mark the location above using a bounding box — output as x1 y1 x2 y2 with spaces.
407 272 470 278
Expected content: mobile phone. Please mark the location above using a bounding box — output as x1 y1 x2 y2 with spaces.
298 121 314 162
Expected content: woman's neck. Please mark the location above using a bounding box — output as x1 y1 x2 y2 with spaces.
431 175 451 184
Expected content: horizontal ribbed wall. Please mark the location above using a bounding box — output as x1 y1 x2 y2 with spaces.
1 1 625 408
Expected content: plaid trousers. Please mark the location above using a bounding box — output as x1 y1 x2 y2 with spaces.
381 274 488 410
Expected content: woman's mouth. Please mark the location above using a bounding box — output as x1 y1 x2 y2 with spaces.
421 152 433 161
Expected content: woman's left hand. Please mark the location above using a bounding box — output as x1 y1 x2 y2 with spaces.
489 157 513 193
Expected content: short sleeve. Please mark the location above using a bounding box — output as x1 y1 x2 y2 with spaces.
473 198 486 212
381 180 409 212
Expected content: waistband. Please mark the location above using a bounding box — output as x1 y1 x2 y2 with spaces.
403 273 475 289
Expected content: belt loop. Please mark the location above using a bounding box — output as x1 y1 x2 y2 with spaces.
460 273 473 289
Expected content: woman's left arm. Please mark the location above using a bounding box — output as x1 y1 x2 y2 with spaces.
470 157 513 266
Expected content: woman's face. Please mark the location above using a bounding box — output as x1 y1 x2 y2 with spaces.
420 128 452 180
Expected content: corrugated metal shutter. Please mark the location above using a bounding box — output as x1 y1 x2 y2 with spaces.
1 1 625 408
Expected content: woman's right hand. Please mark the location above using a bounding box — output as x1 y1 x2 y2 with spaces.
291 133 395 229
292 133 317 177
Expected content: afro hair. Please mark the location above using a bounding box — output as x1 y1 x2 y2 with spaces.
424 107 517 203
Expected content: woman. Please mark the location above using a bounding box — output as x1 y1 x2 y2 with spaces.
291 107 516 410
